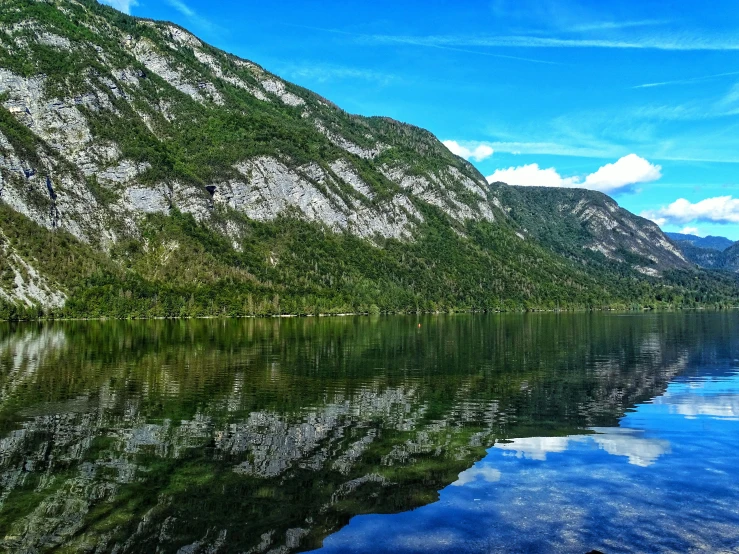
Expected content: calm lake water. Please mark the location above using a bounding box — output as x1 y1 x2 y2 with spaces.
0 313 737 553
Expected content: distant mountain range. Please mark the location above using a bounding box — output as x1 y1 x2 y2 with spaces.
666 233 739 272
0 0 738 319
665 233 736 251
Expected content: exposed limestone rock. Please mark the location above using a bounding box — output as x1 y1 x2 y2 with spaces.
0 69 93 162
569 196 687 269
329 159 373 199
635 266 660 277
165 25 202 49
380 165 494 224
260 78 305 107
193 49 269 102
132 39 223 105
97 159 150 185
314 121 386 160
112 68 143 89
211 157 418 240
122 184 171 215
0 235 66 308
172 182 211 222
37 31 72 50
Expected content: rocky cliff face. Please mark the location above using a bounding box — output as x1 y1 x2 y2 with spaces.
0 0 493 245
0 0 717 313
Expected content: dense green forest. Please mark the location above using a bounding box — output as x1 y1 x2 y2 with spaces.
2 203 739 321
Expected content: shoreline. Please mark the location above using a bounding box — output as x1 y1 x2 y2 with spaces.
2 305 736 324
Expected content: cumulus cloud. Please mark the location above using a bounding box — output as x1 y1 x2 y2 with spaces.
486 154 661 193
452 464 502 486
679 226 700 235
581 154 662 192
99 0 137 14
494 436 578 461
493 429 670 466
589 428 671 467
443 140 494 162
642 196 739 225
486 163 578 188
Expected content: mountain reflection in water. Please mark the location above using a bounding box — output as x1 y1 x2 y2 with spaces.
0 313 737 553
316 370 739 553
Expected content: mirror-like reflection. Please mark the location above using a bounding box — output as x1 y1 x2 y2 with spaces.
0 313 736 553
316 371 739 553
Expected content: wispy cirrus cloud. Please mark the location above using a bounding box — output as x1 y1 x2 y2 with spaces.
163 0 220 33
566 19 669 32
632 71 739 89
278 23 559 65
358 32 739 52
446 139 621 159
165 0 195 18
276 63 399 86
99 0 137 14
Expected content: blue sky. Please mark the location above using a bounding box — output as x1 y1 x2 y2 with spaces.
103 0 739 240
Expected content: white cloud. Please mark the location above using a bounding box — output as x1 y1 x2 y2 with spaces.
486 154 661 193
679 226 700 235
493 429 669 466
443 140 494 162
452 464 502 486
589 428 671 467
655 394 739 420
279 63 397 85
642 196 739 225
99 0 137 14
486 163 578 188
361 32 739 52
494 436 579 461
632 70 739 89
582 153 662 192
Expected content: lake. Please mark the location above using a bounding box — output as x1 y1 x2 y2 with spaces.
0 313 737 553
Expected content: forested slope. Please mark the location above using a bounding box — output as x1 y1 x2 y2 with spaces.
0 0 738 319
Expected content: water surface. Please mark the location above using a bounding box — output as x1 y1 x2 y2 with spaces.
0 313 737 552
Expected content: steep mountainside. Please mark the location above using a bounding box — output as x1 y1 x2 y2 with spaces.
683 242 739 273
672 240 726 269
0 0 737 318
488 183 688 277
666 232 735 251
666 233 739 272
723 243 739 272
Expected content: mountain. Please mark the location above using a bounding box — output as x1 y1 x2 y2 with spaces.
489 184 688 276
722 243 739 272
0 0 737 319
665 233 735 251
665 233 739 271
671 240 726 269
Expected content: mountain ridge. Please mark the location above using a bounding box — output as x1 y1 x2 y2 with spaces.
0 0 737 318
665 232 735 252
